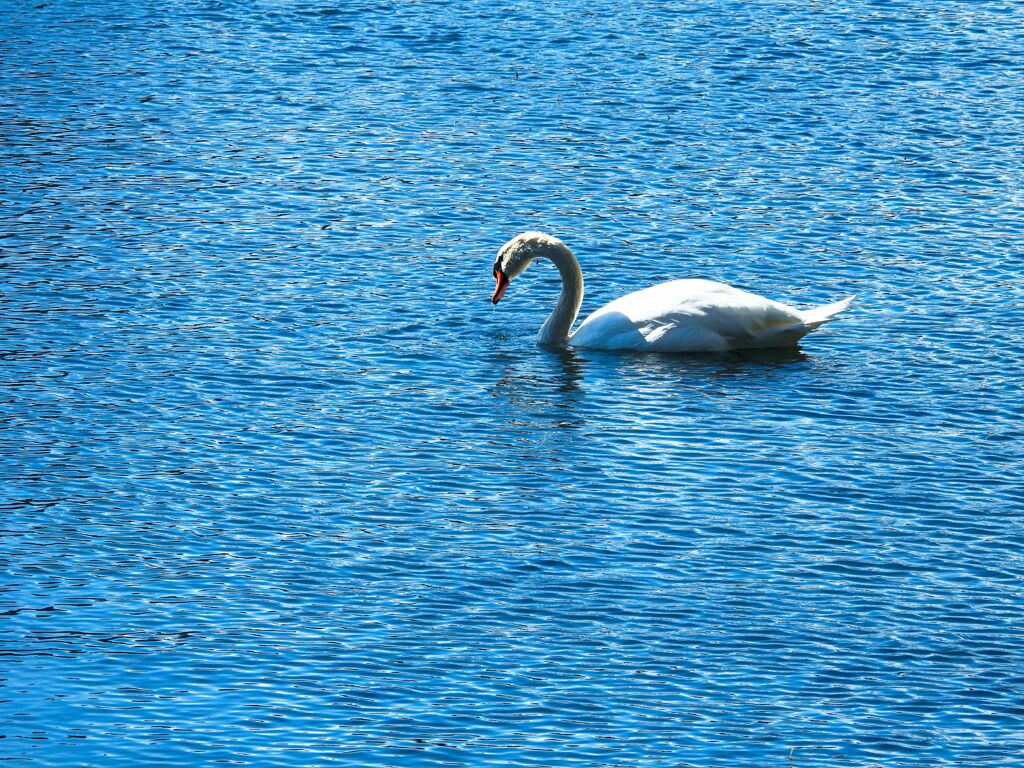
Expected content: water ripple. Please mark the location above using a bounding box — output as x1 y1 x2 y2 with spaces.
3 0 1024 766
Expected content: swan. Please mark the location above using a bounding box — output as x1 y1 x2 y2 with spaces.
491 231 854 352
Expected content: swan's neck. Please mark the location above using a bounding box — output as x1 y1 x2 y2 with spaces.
537 245 584 345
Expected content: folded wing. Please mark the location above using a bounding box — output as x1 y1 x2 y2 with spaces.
570 279 843 352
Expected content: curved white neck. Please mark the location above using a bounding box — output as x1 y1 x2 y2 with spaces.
536 245 584 345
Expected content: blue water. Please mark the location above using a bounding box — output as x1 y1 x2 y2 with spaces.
2 1 1023 766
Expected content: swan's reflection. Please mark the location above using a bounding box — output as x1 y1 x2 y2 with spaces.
570 343 810 385
484 342 817 489
721 345 810 367
489 345 586 433
489 342 810 429
545 344 587 393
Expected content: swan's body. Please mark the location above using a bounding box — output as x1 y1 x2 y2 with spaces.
491 231 853 352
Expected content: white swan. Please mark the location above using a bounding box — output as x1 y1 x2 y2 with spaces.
491 231 854 352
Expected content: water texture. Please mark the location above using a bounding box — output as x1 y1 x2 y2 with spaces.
2 1 1023 766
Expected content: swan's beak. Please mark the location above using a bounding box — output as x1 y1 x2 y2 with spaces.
492 269 510 304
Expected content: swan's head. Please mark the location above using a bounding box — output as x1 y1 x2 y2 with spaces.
491 231 568 304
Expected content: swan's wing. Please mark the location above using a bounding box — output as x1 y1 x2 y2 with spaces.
571 279 807 351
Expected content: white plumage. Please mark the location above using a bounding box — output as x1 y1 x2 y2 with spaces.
491 232 853 352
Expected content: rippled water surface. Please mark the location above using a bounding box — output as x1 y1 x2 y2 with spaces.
3 1 1023 766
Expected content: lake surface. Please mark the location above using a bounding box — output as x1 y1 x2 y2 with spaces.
2 1 1023 766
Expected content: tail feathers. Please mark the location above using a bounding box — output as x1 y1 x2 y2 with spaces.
800 295 855 330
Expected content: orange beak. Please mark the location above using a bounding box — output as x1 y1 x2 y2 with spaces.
492 269 509 304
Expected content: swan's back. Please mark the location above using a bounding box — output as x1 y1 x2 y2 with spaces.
570 279 812 352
